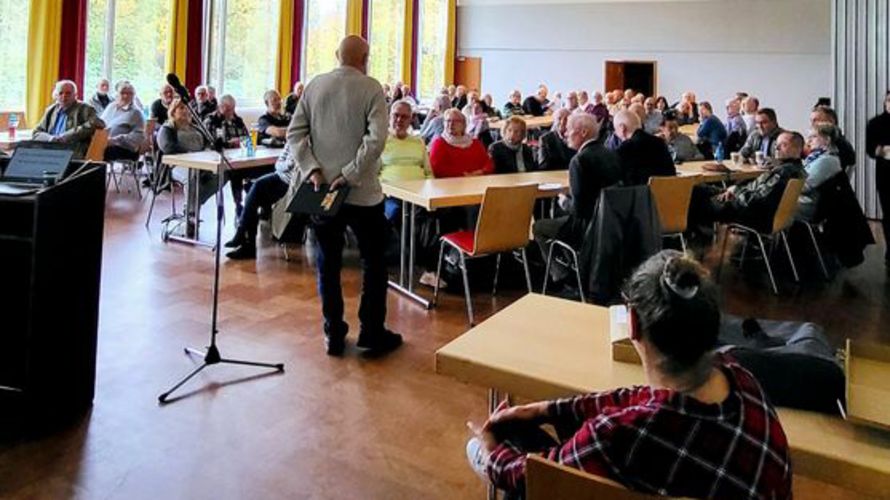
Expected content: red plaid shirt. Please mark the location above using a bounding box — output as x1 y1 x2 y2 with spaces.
487 355 792 499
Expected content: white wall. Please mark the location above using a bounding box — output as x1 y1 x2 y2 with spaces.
457 0 831 133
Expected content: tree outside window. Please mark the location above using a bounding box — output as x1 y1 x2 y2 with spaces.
417 0 447 101
303 0 347 82
368 0 405 87
0 0 30 111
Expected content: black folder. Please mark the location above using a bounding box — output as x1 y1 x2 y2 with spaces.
286 182 350 216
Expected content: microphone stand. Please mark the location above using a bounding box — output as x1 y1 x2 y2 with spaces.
158 87 284 404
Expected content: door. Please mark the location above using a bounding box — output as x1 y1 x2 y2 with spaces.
604 61 657 96
455 57 482 92
604 61 625 93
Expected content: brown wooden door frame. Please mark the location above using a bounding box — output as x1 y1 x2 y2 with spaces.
603 60 658 96
455 56 482 92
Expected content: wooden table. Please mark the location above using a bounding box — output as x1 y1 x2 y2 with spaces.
0 129 34 150
489 115 554 131
160 147 282 246
382 171 568 308
678 124 698 140
436 294 890 498
677 159 765 183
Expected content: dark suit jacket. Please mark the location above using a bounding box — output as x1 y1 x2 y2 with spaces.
561 140 622 243
522 96 545 117
615 129 677 185
32 102 104 158
488 141 536 174
536 131 575 171
835 131 856 170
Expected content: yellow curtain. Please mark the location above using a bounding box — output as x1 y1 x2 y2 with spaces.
401 0 414 87
275 0 295 96
444 0 456 85
346 0 364 37
25 0 63 126
165 0 190 79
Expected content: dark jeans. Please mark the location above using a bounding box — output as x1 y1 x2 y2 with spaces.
878 166 890 260
239 172 288 239
229 165 275 205
313 202 388 337
104 145 140 162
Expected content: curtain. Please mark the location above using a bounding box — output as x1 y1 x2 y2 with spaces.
26 0 64 125
165 0 189 84
58 0 88 96
346 0 365 37
275 0 296 96
443 0 456 85
401 0 415 87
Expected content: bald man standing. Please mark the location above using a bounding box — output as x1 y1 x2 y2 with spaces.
287 36 400 357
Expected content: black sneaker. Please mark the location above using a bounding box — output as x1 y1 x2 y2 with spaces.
356 330 403 354
225 231 247 248
325 334 346 356
225 244 256 260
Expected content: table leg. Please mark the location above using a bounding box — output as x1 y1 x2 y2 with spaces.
163 168 213 248
386 200 431 308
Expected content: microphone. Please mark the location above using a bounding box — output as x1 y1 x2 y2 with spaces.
166 73 191 102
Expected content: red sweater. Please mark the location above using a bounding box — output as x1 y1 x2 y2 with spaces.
429 137 494 178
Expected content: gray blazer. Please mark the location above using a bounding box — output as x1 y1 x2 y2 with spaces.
286 65 388 206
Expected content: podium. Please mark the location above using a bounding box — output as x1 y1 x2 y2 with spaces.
0 165 105 430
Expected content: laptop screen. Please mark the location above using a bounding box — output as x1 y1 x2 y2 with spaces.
3 143 75 183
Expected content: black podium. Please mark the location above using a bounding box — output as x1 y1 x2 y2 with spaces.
0 165 105 431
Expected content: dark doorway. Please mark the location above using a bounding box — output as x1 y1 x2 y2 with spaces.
604 61 657 96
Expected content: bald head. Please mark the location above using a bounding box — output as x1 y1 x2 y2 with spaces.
337 35 370 73
613 110 641 141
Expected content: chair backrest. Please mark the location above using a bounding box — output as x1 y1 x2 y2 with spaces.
472 183 539 255
143 118 157 153
526 454 680 500
84 128 110 161
0 111 26 130
771 178 805 234
648 174 700 234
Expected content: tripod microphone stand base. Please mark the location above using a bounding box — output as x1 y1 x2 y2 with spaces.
158 344 285 404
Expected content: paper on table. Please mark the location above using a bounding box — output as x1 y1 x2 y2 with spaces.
609 305 629 342
539 182 563 190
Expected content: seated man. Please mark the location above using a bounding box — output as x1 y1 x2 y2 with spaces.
257 89 291 147
429 109 493 178
696 101 728 157
564 91 579 114
502 90 525 118
522 85 549 117
724 97 748 153
32 80 104 158
452 85 468 110
798 124 843 221
810 105 856 171
380 100 431 220
691 131 807 232
225 143 296 260
191 85 217 120
88 78 112 115
284 81 304 116
537 108 576 171
489 116 536 174
532 113 621 255
466 250 792 500
204 95 252 215
149 83 176 125
420 95 451 144
642 97 663 135
739 108 785 165
613 110 676 185
660 111 703 162
100 81 145 162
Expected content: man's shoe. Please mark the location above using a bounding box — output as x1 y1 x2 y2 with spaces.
225 244 256 260
356 330 403 354
325 334 346 356
224 231 247 248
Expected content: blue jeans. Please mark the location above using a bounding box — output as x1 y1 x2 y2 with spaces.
312 202 388 337
238 172 289 239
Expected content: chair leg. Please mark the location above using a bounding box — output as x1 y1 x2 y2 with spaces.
781 231 799 282
492 253 501 296
805 223 829 279
717 225 730 281
131 162 143 200
738 233 749 267
459 252 474 326
521 248 533 294
757 234 779 295
570 249 585 303
679 233 688 254
432 241 446 306
542 242 555 296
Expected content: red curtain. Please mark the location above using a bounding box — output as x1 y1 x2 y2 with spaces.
58 0 88 98
290 0 305 87
185 0 204 90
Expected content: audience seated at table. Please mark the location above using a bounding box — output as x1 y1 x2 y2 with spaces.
613 110 676 185
88 78 112 115
673 91 700 123
33 80 104 159
690 131 806 232
489 116 536 174
481 93 501 119
257 89 290 147
429 109 493 178
724 97 748 153
452 85 469 110
606 90 622 115
577 90 593 114
420 95 451 145
660 111 703 162
284 81 304 116
532 113 621 258
380 100 431 218
149 83 176 125
810 105 856 171
798 124 843 221
158 98 215 206
655 96 670 113
537 108 576 171
741 96 760 137
191 85 217 120
696 101 728 157
100 81 145 162
642 97 663 135
739 108 785 165
523 85 549 117
204 94 252 216
466 250 792 500
401 85 418 107
503 90 525 118
461 91 481 120
466 100 493 147
564 91 579 114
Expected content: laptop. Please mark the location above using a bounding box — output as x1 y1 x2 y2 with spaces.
0 142 76 195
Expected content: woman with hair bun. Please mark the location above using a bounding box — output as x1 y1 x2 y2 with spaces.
466 250 792 500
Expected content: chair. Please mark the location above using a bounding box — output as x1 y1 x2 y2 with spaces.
717 178 805 295
648 174 700 252
84 128 109 162
431 184 539 325
541 239 585 303
526 454 681 500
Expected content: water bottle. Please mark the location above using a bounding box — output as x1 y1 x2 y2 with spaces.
8 113 18 140
715 142 725 164
244 134 255 158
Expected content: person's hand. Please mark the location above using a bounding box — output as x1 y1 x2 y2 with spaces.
229 138 240 148
464 169 484 177
466 421 498 452
307 170 326 192
329 175 347 191
483 401 548 435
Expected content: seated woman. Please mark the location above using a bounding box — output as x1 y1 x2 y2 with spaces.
488 116 535 174
466 100 493 148
429 109 493 178
419 95 451 145
466 250 792 500
481 94 502 119
157 98 215 208
502 90 525 118
380 100 431 221
798 123 843 221
101 81 145 162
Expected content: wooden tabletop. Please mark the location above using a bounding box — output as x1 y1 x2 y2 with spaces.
162 146 282 172
382 171 568 210
489 115 554 131
678 160 764 183
435 294 890 497
0 129 34 150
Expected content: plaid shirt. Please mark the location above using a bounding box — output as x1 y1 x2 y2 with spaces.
487 355 792 499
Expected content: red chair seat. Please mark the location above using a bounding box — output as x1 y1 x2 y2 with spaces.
442 230 475 254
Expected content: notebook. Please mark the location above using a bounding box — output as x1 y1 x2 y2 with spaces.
286 182 350 216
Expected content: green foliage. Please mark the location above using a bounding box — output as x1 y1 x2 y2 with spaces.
368 0 405 86
0 0 30 110
303 0 346 82
418 0 446 100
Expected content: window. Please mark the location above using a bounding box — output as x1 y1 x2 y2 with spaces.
368 0 406 86
206 0 281 108
0 0 30 111
417 0 448 100
85 0 172 106
302 0 347 81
